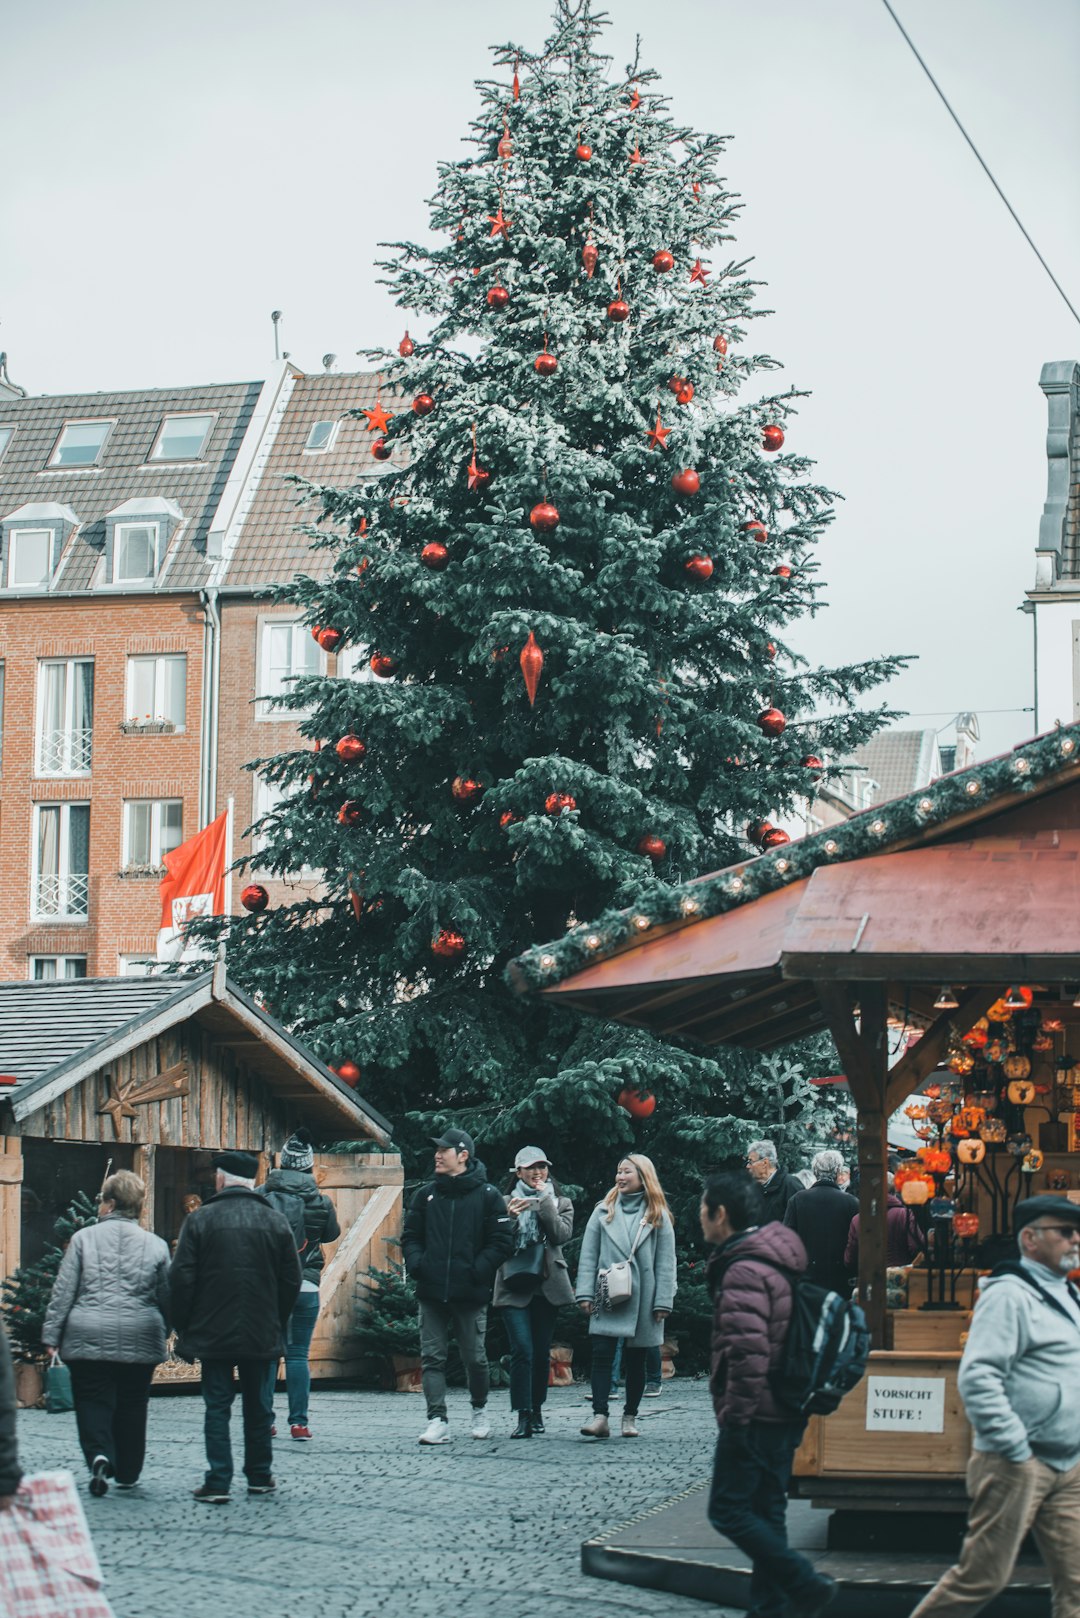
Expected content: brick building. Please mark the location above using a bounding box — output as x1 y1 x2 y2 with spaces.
0 363 382 981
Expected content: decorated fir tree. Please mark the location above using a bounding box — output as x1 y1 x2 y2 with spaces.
1 1191 98 1361
211 2 904 1209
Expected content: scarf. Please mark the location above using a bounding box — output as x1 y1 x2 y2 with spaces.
513 1176 554 1249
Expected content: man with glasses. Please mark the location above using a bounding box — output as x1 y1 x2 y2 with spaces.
910 1195 1080 1617
744 1140 803 1223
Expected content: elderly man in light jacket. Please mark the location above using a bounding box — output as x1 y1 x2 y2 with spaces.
910 1195 1080 1618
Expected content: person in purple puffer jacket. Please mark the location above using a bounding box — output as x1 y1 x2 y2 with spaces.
701 1170 837 1618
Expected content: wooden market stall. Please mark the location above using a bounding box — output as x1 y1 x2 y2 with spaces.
511 721 1080 1509
0 959 401 1380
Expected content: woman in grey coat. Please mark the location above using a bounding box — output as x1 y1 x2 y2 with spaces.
576 1154 676 1439
492 1145 574 1438
44 1170 170 1497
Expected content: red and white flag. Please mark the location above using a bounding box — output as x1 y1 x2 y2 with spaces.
157 809 229 962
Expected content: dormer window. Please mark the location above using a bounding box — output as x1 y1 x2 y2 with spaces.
48 420 112 468
305 420 339 452
1 503 78 589
103 496 183 587
8 529 52 586
0 426 13 463
150 412 215 462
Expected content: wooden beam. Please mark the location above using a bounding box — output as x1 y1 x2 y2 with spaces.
884 986 1003 1115
133 1145 156 1234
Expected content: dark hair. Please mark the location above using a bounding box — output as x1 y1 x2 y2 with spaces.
702 1171 765 1231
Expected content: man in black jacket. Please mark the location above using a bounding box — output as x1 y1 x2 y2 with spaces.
0 1319 22 1509
783 1149 859 1296
746 1140 803 1224
402 1128 513 1446
171 1151 301 1503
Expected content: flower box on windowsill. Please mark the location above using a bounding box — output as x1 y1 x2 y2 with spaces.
117 864 167 880
119 719 176 735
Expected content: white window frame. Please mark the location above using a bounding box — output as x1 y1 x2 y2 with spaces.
48 419 113 469
148 411 217 463
31 802 90 921
125 653 186 731
0 426 14 463
113 521 162 584
29 955 87 980
337 643 376 683
256 618 325 720
122 798 183 870
118 955 158 977
252 772 314 876
7 527 54 588
304 419 340 453
36 658 94 776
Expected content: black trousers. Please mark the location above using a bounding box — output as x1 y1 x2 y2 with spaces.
590 1337 647 1416
708 1420 819 1618
67 1360 156 1484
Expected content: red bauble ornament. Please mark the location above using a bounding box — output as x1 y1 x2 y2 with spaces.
760 827 791 850
487 285 510 309
421 542 449 570
617 1087 656 1119
713 333 728 355
743 520 769 543
498 131 513 159
335 734 367 763
802 755 824 772
369 653 396 678
412 393 436 416
240 883 269 913
545 792 577 815
399 331 414 357
676 383 695 405
668 374 686 395
337 801 362 826
530 501 560 532
652 249 675 273
757 707 787 737
520 630 544 707
581 239 598 278
432 929 466 959
772 565 793 580
685 554 713 581
746 821 773 845
576 142 592 161
637 833 667 862
534 351 558 376
607 298 630 322
499 810 518 829
451 776 484 804
764 642 777 661
762 424 785 451
371 438 391 461
317 627 343 653
671 468 700 497
334 1060 362 1088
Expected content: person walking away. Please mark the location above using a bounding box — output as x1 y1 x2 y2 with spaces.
783 1150 858 1296
170 1151 301 1503
402 1128 513 1445
42 1171 169 1498
493 1146 574 1437
0 1319 23 1509
260 1128 341 1441
845 1173 924 1273
702 1170 838 1618
746 1141 803 1223
909 1195 1080 1618
575 1154 677 1439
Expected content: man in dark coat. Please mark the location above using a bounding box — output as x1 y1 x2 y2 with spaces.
0 1318 22 1508
783 1149 859 1296
171 1150 301 1503
702 1170 837 1618
402 1128 513 1446
746 1139 803 1223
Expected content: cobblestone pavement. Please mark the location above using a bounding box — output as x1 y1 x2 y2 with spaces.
19 1379 741 1618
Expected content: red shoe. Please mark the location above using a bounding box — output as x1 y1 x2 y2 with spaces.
270 1425 277 1438
290 1424 312 1441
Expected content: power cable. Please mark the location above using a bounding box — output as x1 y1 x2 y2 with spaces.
881 0 1080 329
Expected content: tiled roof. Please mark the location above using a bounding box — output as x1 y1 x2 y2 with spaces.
851 728 941 805
0 975 197 1095
224 372 388 590
0 381 262 593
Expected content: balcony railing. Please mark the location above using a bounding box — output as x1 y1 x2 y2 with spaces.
34 872 89 919
38 728 93 775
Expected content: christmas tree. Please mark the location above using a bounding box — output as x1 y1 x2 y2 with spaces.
210 1 905 1208
1 1191 99 1361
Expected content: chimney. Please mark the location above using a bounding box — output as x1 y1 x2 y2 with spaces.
0 352 27 401
953 712 980 771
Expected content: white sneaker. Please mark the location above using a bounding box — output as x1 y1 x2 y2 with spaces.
418 1417 451 1445
470 1407 491 1440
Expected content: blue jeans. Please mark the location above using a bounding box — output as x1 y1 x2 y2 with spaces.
200 1359 274 1491
500 1295 559 1412
708 1421 821 1618
268 1289 320 1426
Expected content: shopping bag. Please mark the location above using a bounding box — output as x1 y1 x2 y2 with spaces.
45 1357 74 1414
0 1470 117 1618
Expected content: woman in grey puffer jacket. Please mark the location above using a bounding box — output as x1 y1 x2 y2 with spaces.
44 1170 170 1497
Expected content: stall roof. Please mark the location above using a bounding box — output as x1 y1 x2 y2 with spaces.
0 967 392 1143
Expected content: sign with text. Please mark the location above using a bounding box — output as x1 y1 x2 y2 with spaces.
865 1376 946 1433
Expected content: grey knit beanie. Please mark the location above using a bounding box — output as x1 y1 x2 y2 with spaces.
280 1128 315 1172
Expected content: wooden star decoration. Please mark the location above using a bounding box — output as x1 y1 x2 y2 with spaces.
646 411 670 452
487 206 512 239
362 401 394 434
98 1076 138 1136
689 259 710 286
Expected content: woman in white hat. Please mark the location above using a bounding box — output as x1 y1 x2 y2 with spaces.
492 1147 575 1438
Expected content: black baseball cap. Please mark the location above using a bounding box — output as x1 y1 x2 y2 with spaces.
1014 1195 1080 1234
432 1128 474 1158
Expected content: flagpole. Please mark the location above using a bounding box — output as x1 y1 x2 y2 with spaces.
225 797 235 920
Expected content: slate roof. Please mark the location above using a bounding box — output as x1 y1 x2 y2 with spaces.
0 380 262 593
851 728 941 806
224 372 388 590
0 975 191 1089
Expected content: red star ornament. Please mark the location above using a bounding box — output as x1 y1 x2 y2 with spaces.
689 259 709 286
646 412 670 452
487 206 512 239
467 455 490 492
629 144 645 167
627 86 641 109
363 401 394 434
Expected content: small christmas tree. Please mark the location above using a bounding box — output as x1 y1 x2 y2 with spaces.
1 1191 99 1361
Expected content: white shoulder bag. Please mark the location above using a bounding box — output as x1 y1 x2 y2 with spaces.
596 1218 650 1311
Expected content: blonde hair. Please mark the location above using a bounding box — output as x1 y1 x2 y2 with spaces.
101 1170 145 1216
603 1154 672 1229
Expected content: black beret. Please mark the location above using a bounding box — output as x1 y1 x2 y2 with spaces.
212 1150 260 1178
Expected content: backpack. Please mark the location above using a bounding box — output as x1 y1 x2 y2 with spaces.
262 1188 308 1257
724 1255 871 1417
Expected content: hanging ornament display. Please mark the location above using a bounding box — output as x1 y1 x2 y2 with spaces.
617 1086 656 1118
637 833 667 862
487 203 512 239
369 653 397 678
398 332 414 357
761 828 791 850
757 707 787 737
607 295 630 322
240 883 269 913
646 412 670 451
362 400 394 434
530 501 560 532
421 542 449 570
671 468 700 496
743 520 768 543
371 439 392 461
576 141 592 161
337 801 362 826
451 776 484 804
762 425 785 451
520 631 544 706
746 820 773 845
772 565 793 581
545 792 577 814
713 334 728 355
534 347 558 376
333 1060 362 1088
487 285 510 310
317 627 343 653
652 249 675 273
689 259 709 285
676 382 695 406
335 735 366 763
498 123 513 159
668 375 687 395
581 237 598 278
412 394 436 416
684 554 713 581
432 929 466 959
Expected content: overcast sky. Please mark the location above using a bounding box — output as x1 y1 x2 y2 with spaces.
4 0 1078 763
